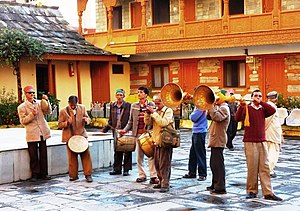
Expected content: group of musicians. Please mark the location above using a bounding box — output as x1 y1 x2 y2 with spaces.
18 84 282 200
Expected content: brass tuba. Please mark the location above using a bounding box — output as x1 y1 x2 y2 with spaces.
160 83 215 110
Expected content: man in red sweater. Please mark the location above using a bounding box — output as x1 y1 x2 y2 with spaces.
236 90 282 201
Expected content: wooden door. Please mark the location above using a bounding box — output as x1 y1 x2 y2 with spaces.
184 0 195 22
91 61 110 102
263 0 281 13
131 2 142 28
181 61 199 94
264 57 285 96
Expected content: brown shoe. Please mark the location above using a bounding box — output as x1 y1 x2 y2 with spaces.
85 175 93 183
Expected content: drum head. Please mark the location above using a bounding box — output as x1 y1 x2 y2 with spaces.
68 135 89 153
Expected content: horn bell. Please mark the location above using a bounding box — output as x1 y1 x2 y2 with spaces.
193 85 215 110
161 83 183 108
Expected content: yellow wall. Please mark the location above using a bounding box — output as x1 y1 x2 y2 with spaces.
0 64 18 96
54 61 92 109
0 60 92 109
109 61 131 102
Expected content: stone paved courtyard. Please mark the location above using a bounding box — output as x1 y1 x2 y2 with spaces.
0 129 299 211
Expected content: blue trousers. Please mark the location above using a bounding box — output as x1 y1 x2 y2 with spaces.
188 132 207 177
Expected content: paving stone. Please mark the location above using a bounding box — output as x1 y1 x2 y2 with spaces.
0 130 299 210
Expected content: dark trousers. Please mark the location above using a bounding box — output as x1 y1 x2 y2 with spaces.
27 137 48 177
210 147 226 191
113 151 132 172
226 135 235 149
66 145 93 177
188 133 207 177
154 146 173 188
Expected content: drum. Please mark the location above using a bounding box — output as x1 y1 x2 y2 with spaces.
115 133 136 152
138 131 154 158
68 135 89 153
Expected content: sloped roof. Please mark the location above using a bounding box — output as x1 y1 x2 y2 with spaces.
0 1 111 56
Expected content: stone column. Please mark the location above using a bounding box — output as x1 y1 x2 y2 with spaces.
77 0 88 34
272 0 280 29
222 0 229 34
179 0 185 36
139 0 147 40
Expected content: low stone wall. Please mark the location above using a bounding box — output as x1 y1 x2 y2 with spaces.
0 129 116 184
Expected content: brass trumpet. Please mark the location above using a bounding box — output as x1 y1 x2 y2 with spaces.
160 83 216 110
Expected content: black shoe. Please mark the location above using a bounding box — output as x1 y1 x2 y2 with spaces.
85 175 93 183
123 171 129 176
159 187 169 193
69 176 79 181
40 175 51 180
264 194 282 201
30 176 38 182
153 184 161 189
197 176 206 181
136 177 146 183
182 174 196 178
109 171 122 175
270 172 277 178
210 189 227 194
150 177 159 184
246 192 257 199
229 148 234 151
206 186 214 191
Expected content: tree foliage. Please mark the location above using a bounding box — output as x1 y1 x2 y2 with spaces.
0 27 46 67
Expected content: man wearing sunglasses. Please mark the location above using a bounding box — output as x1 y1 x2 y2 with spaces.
17 85 52 182
236 90 282 201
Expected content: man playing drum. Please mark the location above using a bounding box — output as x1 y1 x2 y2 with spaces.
119 86 158 184
58 96 93 182
102 89 132 176
144 94 174 192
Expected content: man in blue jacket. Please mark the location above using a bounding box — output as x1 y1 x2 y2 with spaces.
183 107 208 181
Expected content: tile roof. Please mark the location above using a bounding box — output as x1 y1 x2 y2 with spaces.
0 1 111 56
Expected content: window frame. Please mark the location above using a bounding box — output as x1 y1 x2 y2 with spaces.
223 60 246 88
151 65 170 88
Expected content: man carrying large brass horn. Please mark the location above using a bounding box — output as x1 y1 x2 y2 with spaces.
144 93 174 193
206 91 230 195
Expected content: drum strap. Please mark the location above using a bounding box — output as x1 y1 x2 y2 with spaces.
66 106 75 135
116 107 125 130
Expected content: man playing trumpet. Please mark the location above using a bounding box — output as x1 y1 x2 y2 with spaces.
236 90 282 201
17 85 52 181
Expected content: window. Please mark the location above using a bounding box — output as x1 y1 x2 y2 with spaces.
229 0 244 15
112 6 122 29
152 0 170 24
152 65 169 88
224 60 246 87
112 64 124 74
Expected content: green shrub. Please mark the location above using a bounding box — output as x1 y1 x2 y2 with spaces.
277 94 300 111
0 87 20 126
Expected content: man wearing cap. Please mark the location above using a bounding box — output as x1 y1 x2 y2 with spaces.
206 92 230 194
119 86 158 184
102 89 132 176
17 85 52 181
265 91 283 178
58 96 93 182
144 93 174 192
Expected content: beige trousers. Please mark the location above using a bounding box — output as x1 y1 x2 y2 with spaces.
244 142 273 196
267 142 280 174
136 136 157 179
